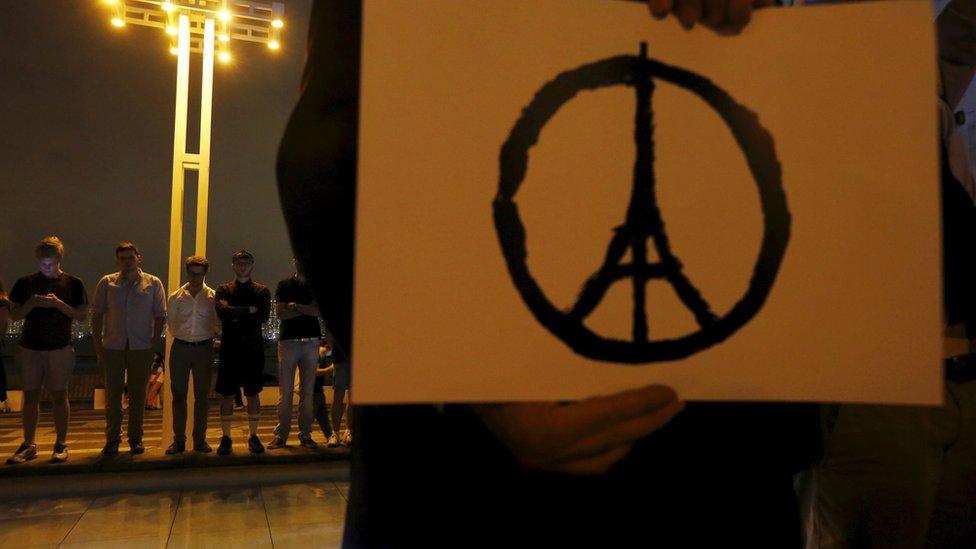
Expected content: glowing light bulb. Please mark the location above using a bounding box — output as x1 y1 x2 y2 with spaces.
271 19 283 28
111 17 125 27
166 26 177 35
218 34 230 42
170 46 179 55
267 39 280 50
162 1 174 11
218 51 231 63
218 9 231 21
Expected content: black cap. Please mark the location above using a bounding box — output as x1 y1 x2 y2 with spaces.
232 249 254 262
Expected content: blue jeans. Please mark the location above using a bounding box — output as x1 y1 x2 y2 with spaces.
272 339 319 440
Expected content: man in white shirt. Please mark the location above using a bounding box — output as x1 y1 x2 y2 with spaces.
165 256 219 454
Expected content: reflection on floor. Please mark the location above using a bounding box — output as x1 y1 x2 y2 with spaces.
0 481 348 548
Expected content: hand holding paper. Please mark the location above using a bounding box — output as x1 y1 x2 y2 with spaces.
471 385 685 475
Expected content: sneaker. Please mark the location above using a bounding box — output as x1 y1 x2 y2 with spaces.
298 435 318 449
129 440 145 455
193 441 213 453
101 440 120 455
217 436 233 456
340 430 352 446
267 436 286 449
327 433 339 448
51 442 68 463
247 434 265 454
165 441 185 455
7 442 37 464
0 400 10 413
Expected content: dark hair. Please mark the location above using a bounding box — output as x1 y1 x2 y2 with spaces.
35 235 65 260
185 255 210 273
115 241 141 257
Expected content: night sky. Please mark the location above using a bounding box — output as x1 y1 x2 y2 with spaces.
0 0 313 296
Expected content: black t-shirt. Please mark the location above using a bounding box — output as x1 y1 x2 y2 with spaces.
9 272 88 350
275 276 322 340
215 279 271 342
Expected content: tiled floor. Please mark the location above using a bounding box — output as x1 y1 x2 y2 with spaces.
0 481 349 548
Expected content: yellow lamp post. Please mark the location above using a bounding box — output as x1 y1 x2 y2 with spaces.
99 0 284 446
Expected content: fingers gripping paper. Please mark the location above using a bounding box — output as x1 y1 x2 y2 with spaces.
354 0 941 405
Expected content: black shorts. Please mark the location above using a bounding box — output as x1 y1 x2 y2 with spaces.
216 343 265 397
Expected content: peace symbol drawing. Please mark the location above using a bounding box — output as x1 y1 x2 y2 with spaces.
493 43 790 364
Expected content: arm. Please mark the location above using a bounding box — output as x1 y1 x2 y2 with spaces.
276 301 301 319
256 288 272 324
276 300 319 319
46 295 88 322
91 311 104 361
214 287 254 319
296 301 320 317
152 316 165 349
8 295 38 321
7 278 36 321
90 278 107 360
0 303 8 335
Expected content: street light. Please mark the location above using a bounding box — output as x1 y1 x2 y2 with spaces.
99 0 285 445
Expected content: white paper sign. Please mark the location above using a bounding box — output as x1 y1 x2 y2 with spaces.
354 0 941 405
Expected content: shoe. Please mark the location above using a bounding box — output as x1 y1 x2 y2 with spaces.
340 430 352 446
298 435 318 449
7 442 37 464
217 436 233 456
51 442 68 463
247 434 265 454
130 441 145 455
101 441 120 455
267 436 286 449
165 441 185 455
193 441 213 453
327 433 339 448
0 400 10 413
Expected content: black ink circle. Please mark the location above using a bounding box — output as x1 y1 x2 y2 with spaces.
493 51 789 363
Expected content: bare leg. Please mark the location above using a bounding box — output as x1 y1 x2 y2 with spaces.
22 390 41 444
220 396 234 417
51 390 69 443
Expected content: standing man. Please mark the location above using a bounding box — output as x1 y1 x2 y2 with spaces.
165 255 218 454
214 249 271 455
268 258 322 449
92 242 166 455
6 236 88 464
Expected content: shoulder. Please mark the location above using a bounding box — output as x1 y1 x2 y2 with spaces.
9 275 34 302
215 282 232 294
96 273 118 286
64 273 86 289
12 273 35 288
144 273 164 286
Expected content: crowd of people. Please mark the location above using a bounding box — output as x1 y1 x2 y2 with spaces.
0 236 351 464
